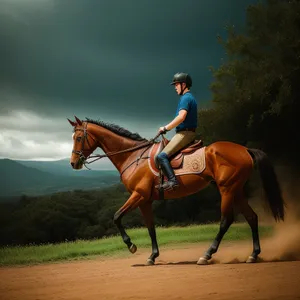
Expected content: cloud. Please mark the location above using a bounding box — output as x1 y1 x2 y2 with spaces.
0 110 72 159
0 0 238 102
0 0 256 159
0 110 167 160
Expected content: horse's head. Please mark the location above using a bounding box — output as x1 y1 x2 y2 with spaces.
68 116 98 170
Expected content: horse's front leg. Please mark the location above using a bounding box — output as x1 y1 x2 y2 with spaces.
113 191 144 254
139 201 159 265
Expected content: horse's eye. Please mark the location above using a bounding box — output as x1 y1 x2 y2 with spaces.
76 136 82 142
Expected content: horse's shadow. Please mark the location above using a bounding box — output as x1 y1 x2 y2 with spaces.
132 260 198 267
131 256 300 267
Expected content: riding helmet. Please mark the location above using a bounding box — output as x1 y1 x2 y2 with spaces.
170 72 192 87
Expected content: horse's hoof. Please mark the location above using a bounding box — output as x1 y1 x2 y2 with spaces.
146 258 155 265
197 257 208 265
246 256 257 263
129 244 137 254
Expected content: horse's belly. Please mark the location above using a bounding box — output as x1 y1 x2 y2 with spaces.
165 174 210 199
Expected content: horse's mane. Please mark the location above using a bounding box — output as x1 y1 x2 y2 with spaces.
85 118 148 142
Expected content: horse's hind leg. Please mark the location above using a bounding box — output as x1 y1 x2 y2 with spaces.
197 191 235 265
235 189 261 263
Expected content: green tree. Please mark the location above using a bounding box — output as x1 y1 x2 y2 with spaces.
205 0 300 162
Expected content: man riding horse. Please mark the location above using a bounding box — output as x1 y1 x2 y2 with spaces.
156 72 198 191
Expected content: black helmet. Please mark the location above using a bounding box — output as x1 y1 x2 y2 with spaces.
170 72 192 88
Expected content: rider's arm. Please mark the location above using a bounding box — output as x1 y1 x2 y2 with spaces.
165 109 187 131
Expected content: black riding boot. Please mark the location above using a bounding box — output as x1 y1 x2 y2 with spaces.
156 152 179 191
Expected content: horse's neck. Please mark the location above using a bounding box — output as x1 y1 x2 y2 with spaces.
91 125 143 172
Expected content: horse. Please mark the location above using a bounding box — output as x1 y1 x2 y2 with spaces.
68 116 285 265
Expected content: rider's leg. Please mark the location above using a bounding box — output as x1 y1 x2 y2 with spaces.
156 131 196 191
156 152 179 191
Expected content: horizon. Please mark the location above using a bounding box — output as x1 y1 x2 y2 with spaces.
0 156 116 170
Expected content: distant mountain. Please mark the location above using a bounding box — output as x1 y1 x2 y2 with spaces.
16 158 116 176
0 159 120 199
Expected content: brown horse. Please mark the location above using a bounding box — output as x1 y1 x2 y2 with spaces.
68 116 285 265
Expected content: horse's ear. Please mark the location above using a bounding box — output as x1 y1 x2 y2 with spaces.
67 118 77 127
74 116 82 126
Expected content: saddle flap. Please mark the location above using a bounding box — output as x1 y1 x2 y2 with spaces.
170 153 184 169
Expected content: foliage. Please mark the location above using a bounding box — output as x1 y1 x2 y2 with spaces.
198 0 300 163
0 184 221 246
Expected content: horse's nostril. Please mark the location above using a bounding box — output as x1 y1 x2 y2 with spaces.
71 162 75 168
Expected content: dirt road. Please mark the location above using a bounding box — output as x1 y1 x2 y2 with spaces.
1 241 300 300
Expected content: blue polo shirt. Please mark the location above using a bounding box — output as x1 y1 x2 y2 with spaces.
175 92 198 132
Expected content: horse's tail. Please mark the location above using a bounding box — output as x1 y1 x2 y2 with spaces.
247 148 285 222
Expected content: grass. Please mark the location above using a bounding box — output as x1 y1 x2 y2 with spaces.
0 223 273 267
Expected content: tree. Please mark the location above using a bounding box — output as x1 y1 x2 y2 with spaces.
206 0 300 163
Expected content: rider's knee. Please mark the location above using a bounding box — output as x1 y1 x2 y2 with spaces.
157 152 168 163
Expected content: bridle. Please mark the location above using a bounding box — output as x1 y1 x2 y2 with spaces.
72 122 99 169
72 122 163 174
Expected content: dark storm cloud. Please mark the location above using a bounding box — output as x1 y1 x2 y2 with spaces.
0 0 256 121
0 0 258 159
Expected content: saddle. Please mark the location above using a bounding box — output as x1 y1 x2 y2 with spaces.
154 139 203 169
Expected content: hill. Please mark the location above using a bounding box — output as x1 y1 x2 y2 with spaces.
0 159 120 199
16 158 115 176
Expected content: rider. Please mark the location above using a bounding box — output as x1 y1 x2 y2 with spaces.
156 72 198 191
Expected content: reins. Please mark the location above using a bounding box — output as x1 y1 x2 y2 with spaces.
86 132 162 164
72 122 166 173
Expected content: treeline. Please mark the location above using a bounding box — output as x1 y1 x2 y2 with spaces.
198 0 300 167
0 184 221 246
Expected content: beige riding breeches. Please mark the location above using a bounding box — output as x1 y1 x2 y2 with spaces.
162 131 196 158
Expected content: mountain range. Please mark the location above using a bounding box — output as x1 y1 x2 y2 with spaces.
0 158 120 199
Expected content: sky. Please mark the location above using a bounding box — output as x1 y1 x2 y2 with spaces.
0 0 258 163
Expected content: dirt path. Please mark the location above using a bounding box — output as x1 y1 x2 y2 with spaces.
1 242 300 300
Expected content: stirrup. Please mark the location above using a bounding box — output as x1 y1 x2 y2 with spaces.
156 180 179 191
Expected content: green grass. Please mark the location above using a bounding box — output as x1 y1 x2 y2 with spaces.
0 223 273 267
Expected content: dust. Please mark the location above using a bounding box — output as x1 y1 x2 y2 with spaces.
259 165 300 262
211 165 300 264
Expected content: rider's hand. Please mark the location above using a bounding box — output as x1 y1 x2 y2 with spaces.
158 126 167 134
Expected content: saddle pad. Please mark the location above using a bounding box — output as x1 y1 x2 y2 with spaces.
148 143 206 176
